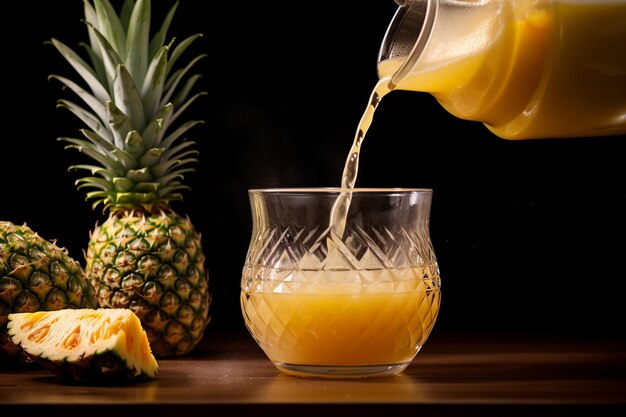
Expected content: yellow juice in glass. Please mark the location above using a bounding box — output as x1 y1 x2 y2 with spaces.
379 1 626 139
241 266 440 376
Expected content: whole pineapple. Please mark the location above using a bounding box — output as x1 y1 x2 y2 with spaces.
0 221 96 365
50 0 210 357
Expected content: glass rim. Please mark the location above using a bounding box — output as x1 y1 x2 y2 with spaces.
248 187 433 194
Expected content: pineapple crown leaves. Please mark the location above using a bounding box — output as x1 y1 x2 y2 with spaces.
49 0 207 213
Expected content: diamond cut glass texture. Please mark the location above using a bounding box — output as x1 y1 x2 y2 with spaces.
241 189 440 377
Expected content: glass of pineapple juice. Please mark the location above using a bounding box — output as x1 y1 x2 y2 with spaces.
240 188 441 378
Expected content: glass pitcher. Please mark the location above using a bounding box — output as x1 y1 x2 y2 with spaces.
378 0 626 139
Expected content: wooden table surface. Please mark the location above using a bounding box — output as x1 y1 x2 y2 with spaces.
1 329 625 417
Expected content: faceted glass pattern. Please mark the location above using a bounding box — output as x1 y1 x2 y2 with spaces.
241 189 440 378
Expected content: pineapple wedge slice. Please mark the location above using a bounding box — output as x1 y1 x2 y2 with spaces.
8 309 159 382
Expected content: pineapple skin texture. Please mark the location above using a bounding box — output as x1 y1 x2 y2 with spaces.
85 210 210 357
0 221 97 365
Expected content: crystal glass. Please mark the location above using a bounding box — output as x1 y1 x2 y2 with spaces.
240 188 441 378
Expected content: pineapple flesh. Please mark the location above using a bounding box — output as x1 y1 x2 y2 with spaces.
8 309 159 381
50 0 210 357
0 221 96 365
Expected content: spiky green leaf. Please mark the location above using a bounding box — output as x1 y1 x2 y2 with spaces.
88 23 125 93
79 42 107 88
140 148 165 167
158 185 188 198
113 177 134 192
126 167 153 182
115 192 157 205
151 157 197 177
125 130 146 157
110 147 138 170
79 129 115 152
106 101 134 149
57 99 109 140
125 0 150 87
151 158 178 177
142 103 173 149
141 46 169 119
50 75 108 131
172 74 202 109
133 182 160 193
172 157 198 169
68 164 116 181
160 120 202 150
168 92 207 129
93 0 127 56
61 136 98 150
120 0 135 31
49 39 110 102
161 54 207 108
84 190 111 210
83 1 98 43
53 0 207 211
76 176 112 191
161 167 195 180
113 64 146 131
61 140 124 173
152 142 198 177
81 1 108 83
157 190 184 201
161 138 195 155
162 141 197 161
166 33 202 76
149 1 178 59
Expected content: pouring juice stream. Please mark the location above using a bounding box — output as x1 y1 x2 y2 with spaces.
329 78 391 238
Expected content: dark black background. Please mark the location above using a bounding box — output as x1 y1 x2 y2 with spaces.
3 1 625 338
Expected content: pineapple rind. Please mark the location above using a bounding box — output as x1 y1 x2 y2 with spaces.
86 210 210 357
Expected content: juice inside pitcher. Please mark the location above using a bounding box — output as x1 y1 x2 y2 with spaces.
379 0 626 139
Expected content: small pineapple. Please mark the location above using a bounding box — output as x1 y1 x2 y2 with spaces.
50 0 210 357
0 221 96 365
